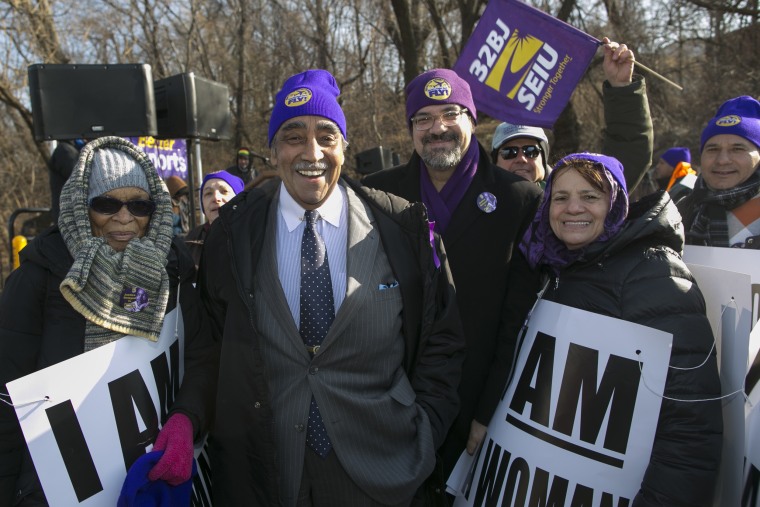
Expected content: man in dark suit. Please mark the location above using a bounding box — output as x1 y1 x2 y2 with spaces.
159 69 465 506
362 69 543 489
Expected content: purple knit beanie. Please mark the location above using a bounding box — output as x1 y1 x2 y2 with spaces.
700 95 760 151
268 69 347 146
660 147 691 168
405 69 477 126
199 170 244 213
553 152 628 205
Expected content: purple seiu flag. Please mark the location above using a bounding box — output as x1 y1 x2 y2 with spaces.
453 0 599 128
127 136 188 180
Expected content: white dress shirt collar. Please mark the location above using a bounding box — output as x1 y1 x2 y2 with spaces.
279 181 344 232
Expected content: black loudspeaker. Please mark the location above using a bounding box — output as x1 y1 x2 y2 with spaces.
28 64 157 141
355 147 399 175
154 73 232 140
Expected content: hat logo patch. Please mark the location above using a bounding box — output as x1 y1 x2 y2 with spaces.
424 78 452 100
715 114 741 127
285 88 313 107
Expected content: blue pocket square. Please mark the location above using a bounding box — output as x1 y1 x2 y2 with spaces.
378 281 399 290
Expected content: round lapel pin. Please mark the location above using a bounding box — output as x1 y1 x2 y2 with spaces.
477 192 497 213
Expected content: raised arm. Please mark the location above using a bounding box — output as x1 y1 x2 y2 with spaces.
600 37 654 192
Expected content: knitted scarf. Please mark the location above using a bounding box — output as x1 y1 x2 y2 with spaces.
58 137 174 350
684 169 760 247
419 139 479 234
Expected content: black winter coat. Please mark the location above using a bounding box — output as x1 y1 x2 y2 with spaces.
364 144 543 475
170 177 465 505
0 227 212 506
540 191 723 507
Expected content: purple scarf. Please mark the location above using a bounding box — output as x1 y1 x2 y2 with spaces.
420 139 480 234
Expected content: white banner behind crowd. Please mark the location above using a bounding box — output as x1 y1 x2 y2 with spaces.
448 300 672 506
6 308 211 506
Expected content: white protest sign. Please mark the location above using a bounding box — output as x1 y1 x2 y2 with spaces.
684 245 760 327
687 263 750 507
6 307 211 506
450 300 672 506
684 246 757 507
744 323 760 507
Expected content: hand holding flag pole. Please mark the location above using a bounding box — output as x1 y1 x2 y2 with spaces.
453 0 681 128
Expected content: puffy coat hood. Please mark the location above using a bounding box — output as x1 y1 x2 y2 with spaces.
583 190 683 263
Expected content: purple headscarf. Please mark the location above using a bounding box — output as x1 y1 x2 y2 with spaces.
520 152 629 271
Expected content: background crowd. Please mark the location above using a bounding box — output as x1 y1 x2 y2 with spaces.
0 0 758 275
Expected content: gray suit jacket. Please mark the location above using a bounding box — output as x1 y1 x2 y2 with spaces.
174 177 464 506
254 184 435 505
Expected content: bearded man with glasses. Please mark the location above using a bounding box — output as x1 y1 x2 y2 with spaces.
362 68 542 504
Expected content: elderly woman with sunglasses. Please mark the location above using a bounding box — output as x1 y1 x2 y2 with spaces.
520 152 722 506
0 137 213 505
490 37 653 192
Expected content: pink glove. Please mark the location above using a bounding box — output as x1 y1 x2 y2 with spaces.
148 413 194 486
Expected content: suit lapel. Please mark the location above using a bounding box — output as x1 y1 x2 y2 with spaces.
321 184 379 347
256 192 306 354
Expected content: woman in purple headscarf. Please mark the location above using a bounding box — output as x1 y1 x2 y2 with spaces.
520 153 722 506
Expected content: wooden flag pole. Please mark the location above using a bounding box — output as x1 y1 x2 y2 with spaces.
594 38 684 91
633 61 684 91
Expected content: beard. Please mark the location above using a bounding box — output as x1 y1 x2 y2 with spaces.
420 131 464 170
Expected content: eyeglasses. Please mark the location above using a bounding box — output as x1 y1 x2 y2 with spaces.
411 109 468 131
89 196 156 217
499 145 542 160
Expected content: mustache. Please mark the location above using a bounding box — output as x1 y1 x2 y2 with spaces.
293 160 330 172
422 131 459 144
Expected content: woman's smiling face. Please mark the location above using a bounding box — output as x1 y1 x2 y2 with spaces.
549 167 611 250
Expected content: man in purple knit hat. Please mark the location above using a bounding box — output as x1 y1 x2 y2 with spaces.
651 146 696 202
155 69 465 506
363 69 542 498
677 95 760 248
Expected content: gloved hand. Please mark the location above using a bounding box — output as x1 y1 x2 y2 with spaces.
147 413 194 486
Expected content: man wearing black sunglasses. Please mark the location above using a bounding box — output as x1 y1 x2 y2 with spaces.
491 124 551 185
